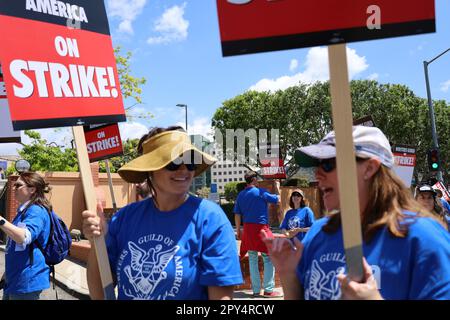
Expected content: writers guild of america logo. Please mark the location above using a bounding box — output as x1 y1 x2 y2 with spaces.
288 216 301 229
122 241 180 299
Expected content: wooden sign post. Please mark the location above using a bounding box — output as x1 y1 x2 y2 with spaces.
328 44 363 281
73 126 116 299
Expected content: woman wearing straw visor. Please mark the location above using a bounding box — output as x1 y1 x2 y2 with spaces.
262 126 450 300
82 126 243 300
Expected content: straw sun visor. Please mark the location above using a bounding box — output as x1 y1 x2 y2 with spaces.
118 131 216 183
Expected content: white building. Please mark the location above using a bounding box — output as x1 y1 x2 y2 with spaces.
210 154 247 193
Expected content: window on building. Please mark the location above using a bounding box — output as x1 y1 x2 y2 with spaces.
218 179 222 182
234 178 238 181
239 171 242 174
223 178 227 182
219 172 222 175
219 186 223 189
228 164 232 168
218 165 222 168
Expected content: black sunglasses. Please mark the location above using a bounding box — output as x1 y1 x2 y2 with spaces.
317 158 337 173
13 182 27 189
165 162 197 172
318 157 366 173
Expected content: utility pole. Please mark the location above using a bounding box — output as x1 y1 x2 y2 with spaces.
423 48 450 182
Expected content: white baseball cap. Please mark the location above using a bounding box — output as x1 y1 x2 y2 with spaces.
294 126 394 168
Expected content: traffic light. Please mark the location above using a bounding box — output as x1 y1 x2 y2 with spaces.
427 149 440 172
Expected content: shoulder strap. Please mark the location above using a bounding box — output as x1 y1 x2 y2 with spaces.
21 206 52 265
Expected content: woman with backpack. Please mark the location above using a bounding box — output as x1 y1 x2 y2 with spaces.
82 126 243 300
0 172 52 300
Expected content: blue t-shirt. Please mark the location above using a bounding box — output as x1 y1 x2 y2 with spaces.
440 198 450 215
5 204 51 294
297 212 450 300
280 207 315 241
234 186 278 225
106 196 243 300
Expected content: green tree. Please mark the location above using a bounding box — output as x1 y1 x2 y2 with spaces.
18 130 79 172
224 182 240 202
212 80 450 183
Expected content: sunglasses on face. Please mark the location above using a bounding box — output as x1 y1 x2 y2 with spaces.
318 158 337 173
13 182 27 189
318 157 366 173
165 161 197 172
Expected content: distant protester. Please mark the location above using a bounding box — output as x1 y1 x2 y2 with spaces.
280 189 315 241
415 185 448 230
234 171 283 298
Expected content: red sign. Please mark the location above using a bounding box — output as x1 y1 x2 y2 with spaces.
0 71 21 143
0 76 5 98
261 158 286 179
83 124 123 163
0 0 126 130
216 0 435 56
393 154 416 167
433 181 450 202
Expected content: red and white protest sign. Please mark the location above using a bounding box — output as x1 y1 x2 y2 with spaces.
83 124 123 163
261 158 286 179
0 70 21 143
392 145 416 188
0 0 126 130
433 181 450 202
217 0 435 56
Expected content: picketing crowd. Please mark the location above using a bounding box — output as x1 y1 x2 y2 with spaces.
0 125 449 300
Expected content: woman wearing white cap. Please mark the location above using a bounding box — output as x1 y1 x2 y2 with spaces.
415 184 447 230
262 126 450 300
82 126 243 300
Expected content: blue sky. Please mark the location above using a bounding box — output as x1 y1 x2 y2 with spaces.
1 0 450 155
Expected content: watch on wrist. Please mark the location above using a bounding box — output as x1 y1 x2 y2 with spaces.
0 218 6 226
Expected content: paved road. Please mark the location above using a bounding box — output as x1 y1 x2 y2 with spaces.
0 251 78 300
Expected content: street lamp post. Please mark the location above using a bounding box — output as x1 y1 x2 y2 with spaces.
423 48 450 182
176 104 188 132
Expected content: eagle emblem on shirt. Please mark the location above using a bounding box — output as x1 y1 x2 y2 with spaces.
123 241 180 298
306 260 343 300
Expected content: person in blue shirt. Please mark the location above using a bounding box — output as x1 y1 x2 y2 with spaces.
234 171 282 298
262 126 450 300
434 188 450 215
82 126 243 300
0 172 51 300
280 189 315 241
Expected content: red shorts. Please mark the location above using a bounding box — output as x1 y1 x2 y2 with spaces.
239 223 273 258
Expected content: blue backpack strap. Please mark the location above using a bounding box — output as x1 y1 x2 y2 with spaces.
20 206 51 266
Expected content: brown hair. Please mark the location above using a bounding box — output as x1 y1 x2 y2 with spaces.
136 126 185 205
289 192 307 209
322 166 446 241
19 172 52 213
244 171 257 184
